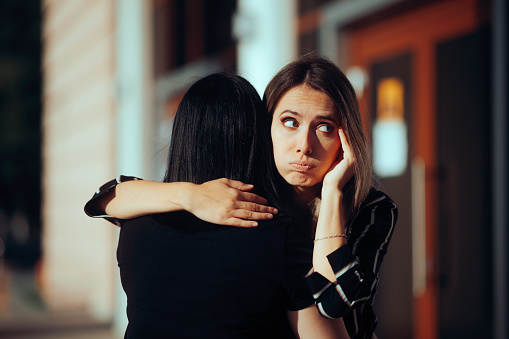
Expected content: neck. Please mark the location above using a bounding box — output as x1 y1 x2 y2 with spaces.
293 184 321 207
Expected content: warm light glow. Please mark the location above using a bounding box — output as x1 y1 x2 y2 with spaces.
373 77 408 177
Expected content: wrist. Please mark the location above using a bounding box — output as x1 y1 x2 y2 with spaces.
321 185 344 202
316 190 347 234
171 182 196 211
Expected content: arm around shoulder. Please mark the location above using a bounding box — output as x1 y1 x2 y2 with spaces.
84 177 277 227
84 176 188 221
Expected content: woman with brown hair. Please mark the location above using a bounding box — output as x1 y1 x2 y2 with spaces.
87 71 347 338
86 54 397 338
264 55 397 338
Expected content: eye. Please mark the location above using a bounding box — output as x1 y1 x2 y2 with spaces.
283 118 298 128
317 124 333 133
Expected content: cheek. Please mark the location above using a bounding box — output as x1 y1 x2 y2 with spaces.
329 140 342 159
273 157 284 178
319 139 342 167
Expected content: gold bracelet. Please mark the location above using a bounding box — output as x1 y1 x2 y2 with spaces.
314 234 347 243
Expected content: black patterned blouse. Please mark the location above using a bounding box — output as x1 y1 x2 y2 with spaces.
305 188 398 338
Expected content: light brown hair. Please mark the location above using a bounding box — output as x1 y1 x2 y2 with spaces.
263 54 373 215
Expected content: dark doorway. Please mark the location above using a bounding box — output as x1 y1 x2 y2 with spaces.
436 28 492 339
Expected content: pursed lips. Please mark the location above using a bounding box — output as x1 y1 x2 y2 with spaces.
289 162 316 171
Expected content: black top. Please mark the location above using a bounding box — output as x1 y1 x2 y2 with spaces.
85 177 398 339
117 212 314 339
305 188 398 339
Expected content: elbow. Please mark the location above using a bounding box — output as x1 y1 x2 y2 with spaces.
314 271 372 319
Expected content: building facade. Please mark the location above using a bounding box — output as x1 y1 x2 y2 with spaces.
38 0 507 338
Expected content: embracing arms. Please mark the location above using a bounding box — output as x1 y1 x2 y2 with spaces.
85 178 350 337
85 177 278 227
86 177 187 219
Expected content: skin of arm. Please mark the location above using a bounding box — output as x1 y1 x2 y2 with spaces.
102 180 189 219
287 306 349 338
99 178 277 227
312 128 355 282
312 189 348 281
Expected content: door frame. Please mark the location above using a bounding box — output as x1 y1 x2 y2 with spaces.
338 0 481 338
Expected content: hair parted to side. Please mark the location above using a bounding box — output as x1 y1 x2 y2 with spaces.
263 53 373 214
164 73 273 196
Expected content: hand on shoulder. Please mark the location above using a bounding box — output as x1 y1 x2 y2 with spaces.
182 178 278 228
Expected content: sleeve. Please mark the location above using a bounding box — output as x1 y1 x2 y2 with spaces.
83 175 142 227
304 195 398 319
283 224 316 311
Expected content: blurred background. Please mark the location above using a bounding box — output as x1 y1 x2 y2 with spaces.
0 0 507 338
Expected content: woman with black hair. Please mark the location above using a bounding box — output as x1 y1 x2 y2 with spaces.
87 55 397 339
86 73 347 338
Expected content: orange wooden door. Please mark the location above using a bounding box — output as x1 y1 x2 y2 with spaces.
344 1 482 338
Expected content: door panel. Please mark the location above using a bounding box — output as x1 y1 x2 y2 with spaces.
344 1 484 337
436 28 492 339
370 53 413 339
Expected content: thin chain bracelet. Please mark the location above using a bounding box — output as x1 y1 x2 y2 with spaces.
313 234 347 243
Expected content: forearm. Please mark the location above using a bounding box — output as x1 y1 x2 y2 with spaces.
104 180 192 219
86 176 275 226
312 188 347 282
287 307 349 338
305 190 397 319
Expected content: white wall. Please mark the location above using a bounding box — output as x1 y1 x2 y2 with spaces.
42 0 118 320
235 0 297 96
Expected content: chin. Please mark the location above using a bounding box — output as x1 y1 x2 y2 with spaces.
285 173 318 187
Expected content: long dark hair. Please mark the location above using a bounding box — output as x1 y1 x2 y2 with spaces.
163 73 276 199
263 54 373 217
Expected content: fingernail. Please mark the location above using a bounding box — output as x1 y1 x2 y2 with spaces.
273 208 279 215
252 222 258 227
266 214 273 220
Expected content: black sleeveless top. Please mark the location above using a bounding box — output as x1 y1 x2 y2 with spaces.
117 212 314 338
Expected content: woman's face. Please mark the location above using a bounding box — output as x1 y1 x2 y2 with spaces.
271 84 342 195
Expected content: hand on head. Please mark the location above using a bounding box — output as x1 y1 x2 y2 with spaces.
322 128 356 191
264 53 370 206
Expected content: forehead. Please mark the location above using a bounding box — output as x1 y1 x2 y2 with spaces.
275 85 337 118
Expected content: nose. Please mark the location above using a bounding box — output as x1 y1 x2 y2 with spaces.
296 129 313 155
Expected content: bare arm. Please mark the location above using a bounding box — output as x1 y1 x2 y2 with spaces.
287 306 349 338
88 178 278 227
305 128 398 324
312 128 354 281
101 180 190 219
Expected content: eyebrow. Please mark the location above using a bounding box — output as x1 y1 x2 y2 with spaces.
279 109 339 125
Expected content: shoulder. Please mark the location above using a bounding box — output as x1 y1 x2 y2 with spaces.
250 213 299 246
361 187 397 210
258 212 293 227
120 214 169 234
348 187 398 229
355 187 398 223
